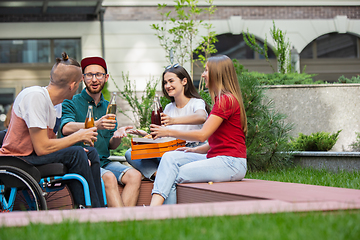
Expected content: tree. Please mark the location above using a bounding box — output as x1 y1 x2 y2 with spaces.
193 0 218 90
234 60 294 171
111 73 158 129
243 20 292 74
151 0 217 79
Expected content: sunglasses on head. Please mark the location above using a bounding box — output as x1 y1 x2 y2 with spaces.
165 63 179 70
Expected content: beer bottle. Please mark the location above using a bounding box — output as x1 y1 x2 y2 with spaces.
84 105 95 146
106 92 117 120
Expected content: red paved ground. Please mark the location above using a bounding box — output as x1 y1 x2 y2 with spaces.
1 179 360 227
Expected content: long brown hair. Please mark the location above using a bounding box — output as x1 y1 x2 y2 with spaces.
162 64 211 114
207 55 247 135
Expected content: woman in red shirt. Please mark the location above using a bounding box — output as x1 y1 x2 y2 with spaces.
150 55 248 206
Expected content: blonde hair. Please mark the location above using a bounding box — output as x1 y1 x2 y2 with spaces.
207 55 247 135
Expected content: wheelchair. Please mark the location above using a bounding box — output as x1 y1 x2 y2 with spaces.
0 130 107 211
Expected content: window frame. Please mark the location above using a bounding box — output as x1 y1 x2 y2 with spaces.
0 38 81 67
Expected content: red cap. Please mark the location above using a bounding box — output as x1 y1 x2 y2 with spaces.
81 56 107 73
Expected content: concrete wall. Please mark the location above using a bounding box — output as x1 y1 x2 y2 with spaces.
292 152 360 172
265 84 360 152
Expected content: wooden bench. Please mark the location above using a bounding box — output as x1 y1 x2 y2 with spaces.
117 179 264 206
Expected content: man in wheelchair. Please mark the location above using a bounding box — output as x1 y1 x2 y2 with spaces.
0 52 105 208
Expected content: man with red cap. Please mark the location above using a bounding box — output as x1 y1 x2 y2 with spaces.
60 56 141 207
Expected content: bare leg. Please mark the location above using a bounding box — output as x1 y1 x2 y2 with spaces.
120 169 142 206
102 172 124 207
150 193 165 206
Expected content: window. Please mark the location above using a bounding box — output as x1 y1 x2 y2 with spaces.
54 39 81 62
0 38 81 64
300 33 359 59
214 33 276 60
192 33 276 86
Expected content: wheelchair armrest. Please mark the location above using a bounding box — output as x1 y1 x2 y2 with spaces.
0 156 69 180
36 163 68 178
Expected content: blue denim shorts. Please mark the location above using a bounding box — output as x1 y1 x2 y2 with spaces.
100 161 131 185
185 141 206 148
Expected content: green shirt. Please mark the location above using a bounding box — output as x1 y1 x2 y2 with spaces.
60 88 117 167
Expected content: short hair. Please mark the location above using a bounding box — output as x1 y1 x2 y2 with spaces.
50 52 81 87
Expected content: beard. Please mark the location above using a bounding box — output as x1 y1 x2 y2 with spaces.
85 81 106 94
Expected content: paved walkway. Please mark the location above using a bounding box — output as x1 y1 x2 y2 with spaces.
1 179 360 227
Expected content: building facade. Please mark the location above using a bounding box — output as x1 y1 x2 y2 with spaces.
0 0 359 129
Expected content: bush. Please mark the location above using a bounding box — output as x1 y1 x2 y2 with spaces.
110 73 159 156
242 71 322 85
160 95 171 109
101 82 111 101
110 135 132 156
336 75 360 84
234 60 294 171
349 132 360 152
199 89 213 107
112 72 159 129
244 72 360 86
290 130 341 151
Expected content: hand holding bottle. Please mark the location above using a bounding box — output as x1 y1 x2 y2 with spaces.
149 124 170 140
151 99 161 126
84 106 95 146
160 113 174 126
95 114 116 130
106 92 117 120
79 127 98 147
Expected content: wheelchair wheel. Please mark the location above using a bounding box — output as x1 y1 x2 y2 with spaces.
0 165 47 211
44 184 74 210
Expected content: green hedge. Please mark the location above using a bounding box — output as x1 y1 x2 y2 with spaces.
290 130 341 151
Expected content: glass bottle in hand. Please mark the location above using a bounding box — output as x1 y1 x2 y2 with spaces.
151 99 161 126
155 93 163 113
84 105 95 146
106 92 117 120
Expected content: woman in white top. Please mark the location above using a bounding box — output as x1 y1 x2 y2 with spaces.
125 63 210 180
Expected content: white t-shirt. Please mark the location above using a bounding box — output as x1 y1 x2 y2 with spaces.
163 98 207 132
0 86 57 156
14 86 57 129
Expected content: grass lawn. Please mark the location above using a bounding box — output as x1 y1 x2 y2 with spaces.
247 166 360 189
1 166 360 240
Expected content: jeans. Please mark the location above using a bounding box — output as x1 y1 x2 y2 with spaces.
100 161 131 185
22 146 105 208
151 151 247 205
125 148 160 179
